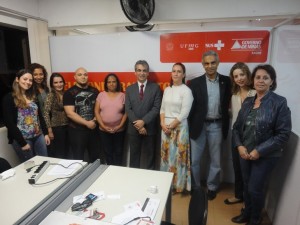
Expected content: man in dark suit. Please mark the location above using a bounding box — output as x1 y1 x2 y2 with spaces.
189 50 231 200
125 60 162 169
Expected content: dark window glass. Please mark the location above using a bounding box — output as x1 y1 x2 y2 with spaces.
0 25 30 127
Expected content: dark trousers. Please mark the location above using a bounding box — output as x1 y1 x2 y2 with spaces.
68 126 101 163
50 125 69 159
240 157 278 222
99 130 125 166
231 133 244 199
128 134 156 170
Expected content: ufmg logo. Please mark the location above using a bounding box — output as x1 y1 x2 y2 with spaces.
179 43 200 51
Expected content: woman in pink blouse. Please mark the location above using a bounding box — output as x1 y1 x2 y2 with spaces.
95 73 127 165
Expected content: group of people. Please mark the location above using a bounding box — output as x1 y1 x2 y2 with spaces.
2 50 291 225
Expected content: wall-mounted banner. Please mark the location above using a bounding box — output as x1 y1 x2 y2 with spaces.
160 30 270 63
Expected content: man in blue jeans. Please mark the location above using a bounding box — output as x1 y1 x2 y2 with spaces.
188 50 231 200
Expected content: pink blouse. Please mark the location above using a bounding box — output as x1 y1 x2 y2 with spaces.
96 92 125 131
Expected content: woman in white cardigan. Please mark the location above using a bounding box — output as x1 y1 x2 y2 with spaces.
160 62 193 194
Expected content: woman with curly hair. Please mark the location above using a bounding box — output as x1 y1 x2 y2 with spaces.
28 63 50 116
95 73 127 165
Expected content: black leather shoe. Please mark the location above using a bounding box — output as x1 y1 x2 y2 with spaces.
231 213 250 224
207 190 217 200
246 217 262 225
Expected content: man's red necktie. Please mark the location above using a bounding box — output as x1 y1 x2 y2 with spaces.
139 84 144 100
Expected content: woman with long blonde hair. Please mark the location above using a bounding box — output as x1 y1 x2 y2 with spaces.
225 62 256 205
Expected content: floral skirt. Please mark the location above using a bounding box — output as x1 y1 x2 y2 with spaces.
160 122 191 192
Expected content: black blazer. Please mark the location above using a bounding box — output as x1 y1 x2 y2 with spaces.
125 81 162 135
188 73 231 140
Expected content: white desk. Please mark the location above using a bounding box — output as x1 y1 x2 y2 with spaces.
0 157 173 225
0 156 85 225
67 166 173 224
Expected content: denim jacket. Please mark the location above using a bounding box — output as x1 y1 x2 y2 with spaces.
232 91 291 157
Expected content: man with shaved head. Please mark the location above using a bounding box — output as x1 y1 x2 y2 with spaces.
63 67 101 162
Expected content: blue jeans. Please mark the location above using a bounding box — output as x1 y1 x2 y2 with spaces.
240 157 278 222
190 121 222 191
12 134 48 163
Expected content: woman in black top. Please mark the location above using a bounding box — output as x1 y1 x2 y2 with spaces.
2 69 50 162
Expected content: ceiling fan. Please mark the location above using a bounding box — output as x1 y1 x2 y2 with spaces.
120 0 155 31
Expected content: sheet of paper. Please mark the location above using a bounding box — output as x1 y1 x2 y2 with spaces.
124 201 142 211
39 210 113 225
47 159 83 176
142 198 160 220
111 209 147 225
111 200 156 225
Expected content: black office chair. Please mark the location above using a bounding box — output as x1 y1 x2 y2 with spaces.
0 157 11 173
161 222 175 225
188 187 208 225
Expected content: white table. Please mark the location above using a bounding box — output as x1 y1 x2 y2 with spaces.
57 165 173 225
0 156 85 225
0 156 173 225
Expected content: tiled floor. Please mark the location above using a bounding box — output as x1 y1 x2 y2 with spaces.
167 183 272 225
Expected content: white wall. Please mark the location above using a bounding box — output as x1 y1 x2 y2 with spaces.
0 128 20 167
38 0 126 28
270 25 300 135
1 0 300 30
29 0 300 29
154 0 300 21
264 24 300 225
266 132 300 225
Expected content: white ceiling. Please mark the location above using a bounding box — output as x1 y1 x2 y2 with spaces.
59 14 300 35
0 0 300 35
